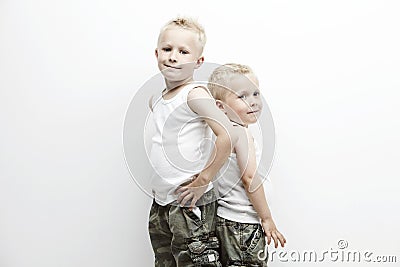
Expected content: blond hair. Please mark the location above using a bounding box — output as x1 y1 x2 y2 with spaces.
159 17 206 53
208 63 254 100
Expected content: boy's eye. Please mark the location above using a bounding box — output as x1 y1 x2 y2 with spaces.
238 95 246 99
180 50 189 54
162 47 171 52
253 91 260 96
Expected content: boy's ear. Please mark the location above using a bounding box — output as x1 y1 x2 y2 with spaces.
216 100 226 113
195 56 204 69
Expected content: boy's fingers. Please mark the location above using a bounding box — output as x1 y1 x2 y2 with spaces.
176 189 190 204
265 232 272 245
279 233 287 246
271 232 279 248
277 232 286 247
189 197 197 210
179 192 194 207
175 186 186 194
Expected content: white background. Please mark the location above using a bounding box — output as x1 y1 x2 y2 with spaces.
1 0 399 266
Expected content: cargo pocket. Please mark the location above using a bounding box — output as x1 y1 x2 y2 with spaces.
187 236 222 267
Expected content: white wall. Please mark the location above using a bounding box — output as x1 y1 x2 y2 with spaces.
1 0 399 266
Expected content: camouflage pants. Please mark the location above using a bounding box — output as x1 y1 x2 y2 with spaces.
216 216 268 267
148 190 222 267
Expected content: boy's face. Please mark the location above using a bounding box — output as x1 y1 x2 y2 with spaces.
218 73 263 126
155 27 204 84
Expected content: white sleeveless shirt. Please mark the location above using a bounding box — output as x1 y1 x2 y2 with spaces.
216 139 270 224
149 83 213 205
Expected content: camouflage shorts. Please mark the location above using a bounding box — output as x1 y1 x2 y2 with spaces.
148 189 222 267
216 216 268 267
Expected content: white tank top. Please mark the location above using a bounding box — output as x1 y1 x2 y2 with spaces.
149 83 213 205
216 139 270 224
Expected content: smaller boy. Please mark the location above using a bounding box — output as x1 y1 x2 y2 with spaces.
209 63 286 266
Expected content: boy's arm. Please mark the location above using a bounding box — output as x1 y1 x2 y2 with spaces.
236 129 286 248
175 86 237 208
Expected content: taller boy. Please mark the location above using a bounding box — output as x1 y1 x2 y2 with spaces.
148 17 235 266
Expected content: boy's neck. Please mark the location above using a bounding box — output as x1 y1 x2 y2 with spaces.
165 77 194 91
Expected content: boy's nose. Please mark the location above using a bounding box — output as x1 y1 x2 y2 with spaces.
169 50 178 62
249 99 257 107
249 99 261 108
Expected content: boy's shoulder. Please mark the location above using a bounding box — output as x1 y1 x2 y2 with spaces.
232 126 256 156
187 83 213 107
187 84 211 100
234 126 251 145
186 84 218 116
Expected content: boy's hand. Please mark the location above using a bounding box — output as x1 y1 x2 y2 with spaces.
175 175 208 210
261 218 286 248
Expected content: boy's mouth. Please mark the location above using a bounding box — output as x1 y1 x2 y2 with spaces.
164 64 181 69
247 110 260 114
